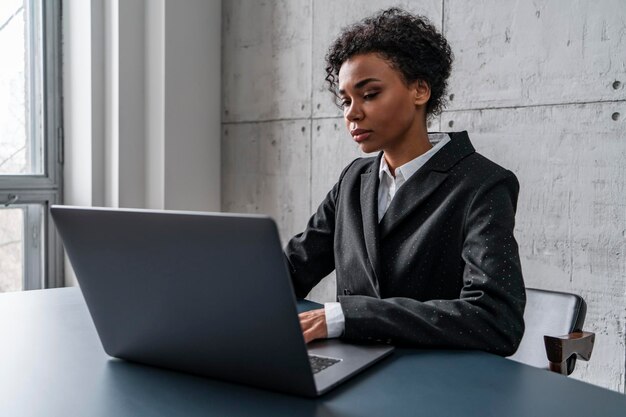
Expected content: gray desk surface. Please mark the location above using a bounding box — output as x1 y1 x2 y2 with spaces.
1 288 625 417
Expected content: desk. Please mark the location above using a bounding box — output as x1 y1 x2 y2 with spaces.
1 288 625 417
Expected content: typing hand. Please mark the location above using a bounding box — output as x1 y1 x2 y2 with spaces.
298 308 328 343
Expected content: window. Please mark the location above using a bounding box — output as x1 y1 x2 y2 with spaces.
0 0 62 292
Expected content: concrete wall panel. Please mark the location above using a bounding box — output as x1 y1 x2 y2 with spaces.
222 0 311 123
312 0 443 118
442 102 626 390
445 0 626 110
222 120 311 244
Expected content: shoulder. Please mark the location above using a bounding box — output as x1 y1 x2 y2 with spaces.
457 151 519 190
456 153 520 218
339 154 379 179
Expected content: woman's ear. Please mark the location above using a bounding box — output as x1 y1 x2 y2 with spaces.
413 80 431 106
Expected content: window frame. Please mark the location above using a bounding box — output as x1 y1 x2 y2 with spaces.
0 0 63 290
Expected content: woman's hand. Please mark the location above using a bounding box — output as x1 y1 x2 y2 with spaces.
298 308 328 343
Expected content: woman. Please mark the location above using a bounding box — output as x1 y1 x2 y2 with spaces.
286 8 525 356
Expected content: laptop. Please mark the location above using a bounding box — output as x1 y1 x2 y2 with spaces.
50 205 394 397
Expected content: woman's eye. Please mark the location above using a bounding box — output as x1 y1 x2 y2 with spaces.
340 100 351 108
364 92 379 100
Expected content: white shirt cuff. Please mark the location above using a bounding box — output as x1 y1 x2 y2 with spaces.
324 302 345 338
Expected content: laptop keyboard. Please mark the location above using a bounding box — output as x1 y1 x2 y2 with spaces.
309 354 341 374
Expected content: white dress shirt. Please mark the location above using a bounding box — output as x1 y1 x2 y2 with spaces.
324 133 451 338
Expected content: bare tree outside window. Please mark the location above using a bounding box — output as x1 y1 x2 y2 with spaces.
0 0 42 175
0 0 62 292
0 209 23 292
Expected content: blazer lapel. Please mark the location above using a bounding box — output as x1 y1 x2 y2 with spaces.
360 152 383 295
379 170 448 238
380 131 476 238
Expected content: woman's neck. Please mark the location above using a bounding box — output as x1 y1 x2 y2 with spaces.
383 130 432 176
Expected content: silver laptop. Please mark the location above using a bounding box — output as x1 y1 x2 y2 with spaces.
51 205 393 397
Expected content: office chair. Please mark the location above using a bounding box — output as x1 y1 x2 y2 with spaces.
508 288 595 375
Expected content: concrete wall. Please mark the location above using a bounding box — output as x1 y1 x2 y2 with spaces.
221 0 626 391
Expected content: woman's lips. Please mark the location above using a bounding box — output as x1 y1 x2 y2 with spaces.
353 132 372 143
350 129 372 143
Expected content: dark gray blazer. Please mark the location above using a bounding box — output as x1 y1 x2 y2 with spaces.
285 131 525 356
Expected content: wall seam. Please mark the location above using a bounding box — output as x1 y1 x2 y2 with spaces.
223 96 626 125
438 0 444 134
441 0 445 35
223 117 327 125
442 99 626 113
309 0 314 216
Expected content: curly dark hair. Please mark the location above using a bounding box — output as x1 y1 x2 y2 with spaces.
325 8 453 117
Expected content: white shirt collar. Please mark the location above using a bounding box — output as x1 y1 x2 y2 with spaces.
378 133 451 184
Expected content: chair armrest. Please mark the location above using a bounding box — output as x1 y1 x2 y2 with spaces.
543 331 595 375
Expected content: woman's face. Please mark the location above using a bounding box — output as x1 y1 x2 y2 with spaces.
337 53 429 154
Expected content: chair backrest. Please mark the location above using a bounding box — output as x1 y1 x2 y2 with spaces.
508 288 587 373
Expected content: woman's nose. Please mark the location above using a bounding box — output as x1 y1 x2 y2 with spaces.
345 103 363 121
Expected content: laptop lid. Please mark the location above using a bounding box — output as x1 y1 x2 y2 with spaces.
51 206 318 396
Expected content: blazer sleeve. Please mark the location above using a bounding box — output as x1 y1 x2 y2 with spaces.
284 159 359 298
338 171 526 356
